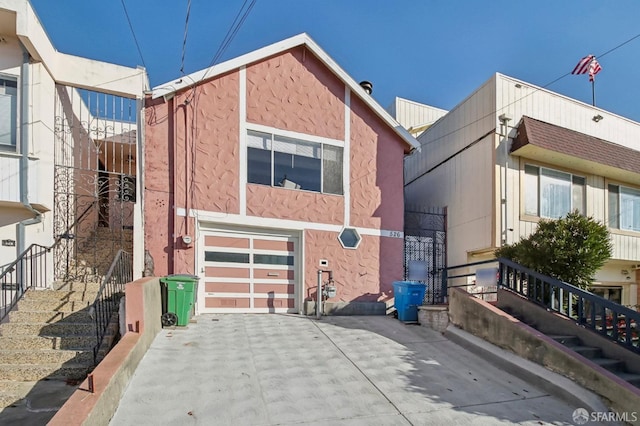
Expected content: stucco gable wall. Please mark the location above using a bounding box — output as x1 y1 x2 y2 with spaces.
350 95 405 231
246 46 345 140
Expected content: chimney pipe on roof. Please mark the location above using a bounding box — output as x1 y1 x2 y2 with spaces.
359 81 373 94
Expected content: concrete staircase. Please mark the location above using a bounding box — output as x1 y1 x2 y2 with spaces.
501 305 640 389
0 281 111 411
550 334 640 388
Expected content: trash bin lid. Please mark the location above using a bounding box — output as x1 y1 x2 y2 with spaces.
161 274 200 282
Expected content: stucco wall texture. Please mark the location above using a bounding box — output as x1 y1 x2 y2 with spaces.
144 45 408 303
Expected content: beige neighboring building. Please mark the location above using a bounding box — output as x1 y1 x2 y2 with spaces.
403 73 640 309
388 96 448 138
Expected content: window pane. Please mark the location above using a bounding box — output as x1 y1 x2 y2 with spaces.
572 176 585 214
0 93 16 147
524 165 538 216
274 151 321 192
205 251 250 263
274 135 320 159
323 145 343 195
620 186 640 231
540 168 571 218
608 184 619 228
247 131 272 150
248 147 272 186
253 254 294 265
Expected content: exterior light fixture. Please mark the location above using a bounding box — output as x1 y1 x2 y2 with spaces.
592 114 603 122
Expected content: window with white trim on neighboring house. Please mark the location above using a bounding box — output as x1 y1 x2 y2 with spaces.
608 184 640 232
247 130 343 195
0 76 18 150
524 164 585 219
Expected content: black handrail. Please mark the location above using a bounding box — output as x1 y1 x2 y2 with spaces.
88 250 132 364
498 257 640 354
0 244 50 322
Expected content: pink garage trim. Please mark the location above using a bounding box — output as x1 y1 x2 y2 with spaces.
205 297 251 308
205 282 251 293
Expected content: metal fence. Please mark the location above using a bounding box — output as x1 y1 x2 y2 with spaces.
404 206 446 304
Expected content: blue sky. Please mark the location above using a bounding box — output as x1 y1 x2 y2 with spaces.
30 0 640 121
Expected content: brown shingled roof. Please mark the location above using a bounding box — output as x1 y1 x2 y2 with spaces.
512 116 640 175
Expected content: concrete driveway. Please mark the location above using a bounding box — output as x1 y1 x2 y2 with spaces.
110 315 583 425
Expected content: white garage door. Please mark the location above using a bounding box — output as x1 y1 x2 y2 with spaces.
198 230 298 313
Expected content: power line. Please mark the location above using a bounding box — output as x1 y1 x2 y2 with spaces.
199 0 258 83
120 0 147 69
180 0 192 74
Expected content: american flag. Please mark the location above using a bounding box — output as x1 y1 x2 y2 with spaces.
571 54 602 82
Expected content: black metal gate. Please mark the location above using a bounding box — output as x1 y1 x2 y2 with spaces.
53 85 137 283
404 206 446 304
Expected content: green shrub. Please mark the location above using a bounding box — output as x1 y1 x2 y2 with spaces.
496 211 612 290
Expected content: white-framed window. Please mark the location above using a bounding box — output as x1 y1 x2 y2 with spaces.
247 130 343 195
524 164 585 219
608 184 640 232
0 76 18 150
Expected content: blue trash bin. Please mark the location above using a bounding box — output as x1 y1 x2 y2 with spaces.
393 281 427 322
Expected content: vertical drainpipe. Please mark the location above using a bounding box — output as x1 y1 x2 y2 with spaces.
499 114 511 246
17 47 42 258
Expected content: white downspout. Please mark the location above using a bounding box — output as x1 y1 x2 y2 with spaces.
498 114 511 246
17 47 42 258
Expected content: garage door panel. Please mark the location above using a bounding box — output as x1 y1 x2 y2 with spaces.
199 229 298 313
205 282 251 293
253 239 294 251
253 269 294 280
254 283 295 293
206 266 250 278
205 235 250 249
254 298 295 308
205 297 251 308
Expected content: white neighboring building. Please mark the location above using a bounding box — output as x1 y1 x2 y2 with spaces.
388 97 448 138
0 0 147 280
404 73 640 308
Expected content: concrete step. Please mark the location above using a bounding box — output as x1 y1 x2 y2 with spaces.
0 363 90 381
549 335 581 346
0 380 38 409
0 322 96 337
23 289 98 303
15 299 91 313
0 335 96 351
569 345 602 359
52 281 102 292
8 310 93 324
590 357 624 372
0 349 92 365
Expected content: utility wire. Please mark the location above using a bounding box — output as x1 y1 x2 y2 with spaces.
199 0 258 83
416 30 640 150
120 0 147 69
180 0 192 74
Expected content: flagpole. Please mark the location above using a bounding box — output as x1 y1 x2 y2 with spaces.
592 80 596 106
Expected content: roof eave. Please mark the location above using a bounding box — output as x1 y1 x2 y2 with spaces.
151 33 419 151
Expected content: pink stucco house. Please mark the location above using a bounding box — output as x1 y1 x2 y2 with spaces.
144 34 418 314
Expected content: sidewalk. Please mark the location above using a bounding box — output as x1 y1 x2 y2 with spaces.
110 315 591 425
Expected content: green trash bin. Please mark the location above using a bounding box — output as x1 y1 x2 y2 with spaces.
160 274 199 327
